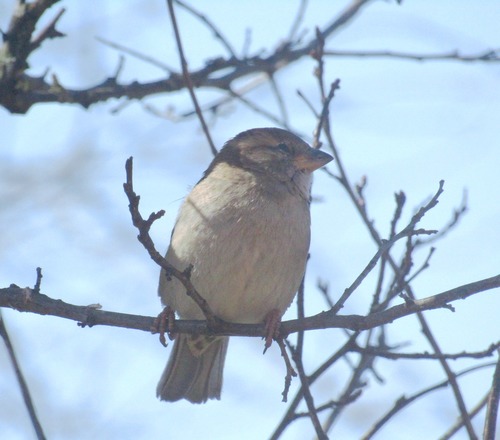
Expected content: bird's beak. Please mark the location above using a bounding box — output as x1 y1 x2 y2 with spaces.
294 148 333 171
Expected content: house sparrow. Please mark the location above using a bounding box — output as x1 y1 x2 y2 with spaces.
157 127 332 403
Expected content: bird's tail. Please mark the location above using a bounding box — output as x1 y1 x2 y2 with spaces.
157 334 229 404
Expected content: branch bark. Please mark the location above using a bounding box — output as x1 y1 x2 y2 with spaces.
0 0 371 113
1 274 498 337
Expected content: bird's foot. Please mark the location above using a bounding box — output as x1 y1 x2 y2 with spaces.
263 308 282 353
152 305 176 347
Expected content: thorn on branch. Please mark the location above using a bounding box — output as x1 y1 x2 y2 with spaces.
407 247 435 284
443 303 456 313
310 27 325 63
410 179 445 227
29 7 66 54
355 175 367 209
401 236 415 281
50 73 65 93
77 304 102 328
390 191 406 238
317 279 334 308
146 210 166 228
399 291 415 306
33 267 43 294
113 55 125 80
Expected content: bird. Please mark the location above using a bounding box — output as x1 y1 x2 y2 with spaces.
156 127 333 403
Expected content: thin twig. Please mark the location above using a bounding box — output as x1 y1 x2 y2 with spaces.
350 341 500 360
0 311 46 440
439 393 489 440
297 90 319 119
420 311 478 438
278 275 304 408
312 27 326 100
389 191 406 238
268 74 289 126
308 77 341 150
277 338 297 403
166 0 217 156
305 0 373 53
406 247 435 284
270 333 361 439
321 331 376 432
228 87 289 128
331 219 438 315
293 392 362 420
369 252 387 312
416 189 468 246
317 279 334 308
324 48 500 62
174 0 238 58
287 0 309 42
361 362 496 440
286 340 328 440
96 36 175 72
483 350 500 440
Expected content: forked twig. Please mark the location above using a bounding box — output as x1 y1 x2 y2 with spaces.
312 36 478 436
123 157 219 327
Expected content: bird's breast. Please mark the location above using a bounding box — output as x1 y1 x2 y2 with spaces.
162 168 311 323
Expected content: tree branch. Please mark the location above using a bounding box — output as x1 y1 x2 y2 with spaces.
324 48 500 62
0 0 371 113
1 274 498 337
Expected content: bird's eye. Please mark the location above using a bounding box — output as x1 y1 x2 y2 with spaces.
277 143 290 153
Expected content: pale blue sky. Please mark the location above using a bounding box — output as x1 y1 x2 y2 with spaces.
1 1 499 439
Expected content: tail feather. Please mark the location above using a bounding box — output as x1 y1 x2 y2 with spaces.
157 334 229 403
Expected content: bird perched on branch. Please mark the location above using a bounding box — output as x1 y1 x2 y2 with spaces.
157 127 332 403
